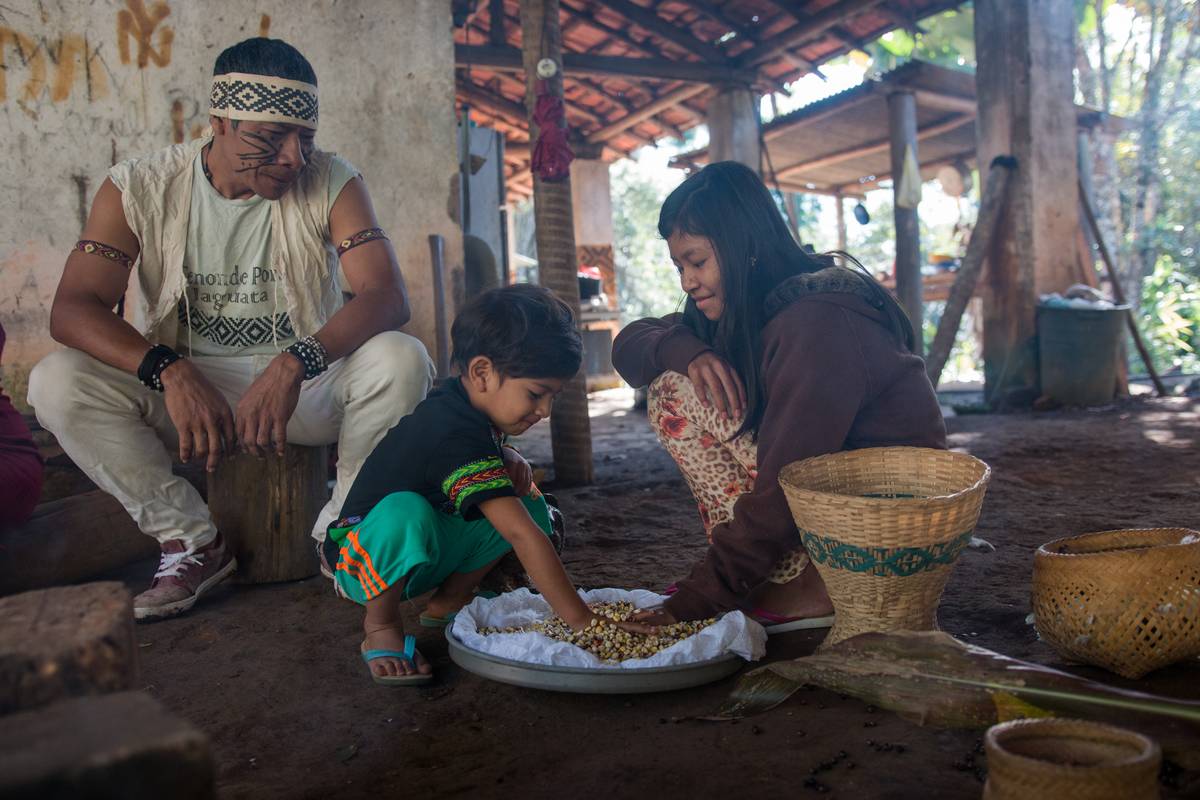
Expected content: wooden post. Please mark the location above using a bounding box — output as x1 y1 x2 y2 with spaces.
974 0 1080 406
834 192 847 252
926 156 1017 388
206 445 326 583
888 90 923 352
520 0 594 486
708 83 762 174
0 583 138 715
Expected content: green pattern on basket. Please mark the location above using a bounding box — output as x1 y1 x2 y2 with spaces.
801 528 975 577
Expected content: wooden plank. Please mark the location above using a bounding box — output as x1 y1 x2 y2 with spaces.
0 490 159 596
736 0 886 68
207 445 326 583
0 582 137 714
455 44 759 83
0 692 214 800
926 156 1017 387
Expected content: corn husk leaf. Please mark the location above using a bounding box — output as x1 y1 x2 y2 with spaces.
713 631 1200 767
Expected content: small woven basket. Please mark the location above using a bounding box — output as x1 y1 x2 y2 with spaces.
778 447 990 648
983 718 1161 800
1032 528 1200 679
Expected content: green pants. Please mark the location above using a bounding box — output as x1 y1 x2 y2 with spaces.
330 492 551 604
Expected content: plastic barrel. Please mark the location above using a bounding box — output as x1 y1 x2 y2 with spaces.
1037 304 1129 406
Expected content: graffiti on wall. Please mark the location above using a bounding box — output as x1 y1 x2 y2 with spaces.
0 0 173 108
116 0 172 68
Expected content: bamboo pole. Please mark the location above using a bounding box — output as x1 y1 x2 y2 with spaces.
520 0 594 485
925 156 1017 387
1077 179 1167 397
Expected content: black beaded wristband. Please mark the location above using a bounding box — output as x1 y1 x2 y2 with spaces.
284 335 329 381
137 344 182 392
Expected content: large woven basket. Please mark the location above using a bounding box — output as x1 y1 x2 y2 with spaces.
1032 528 1200 679
778 447 990 648
983 718 1161 800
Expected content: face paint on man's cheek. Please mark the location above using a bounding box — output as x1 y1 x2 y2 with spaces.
233 130 281 174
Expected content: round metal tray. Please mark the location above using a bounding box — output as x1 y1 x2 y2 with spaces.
446 627 745 693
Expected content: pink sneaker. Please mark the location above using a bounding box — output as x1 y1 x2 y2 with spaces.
133 533 237 622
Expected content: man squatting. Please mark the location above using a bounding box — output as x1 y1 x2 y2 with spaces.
28 38 436 621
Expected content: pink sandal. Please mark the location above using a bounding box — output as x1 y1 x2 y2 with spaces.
750 608 835 635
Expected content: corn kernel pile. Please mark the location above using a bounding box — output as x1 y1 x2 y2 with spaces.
479 601 717 662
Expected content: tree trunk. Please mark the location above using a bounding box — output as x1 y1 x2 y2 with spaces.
519 0 594 486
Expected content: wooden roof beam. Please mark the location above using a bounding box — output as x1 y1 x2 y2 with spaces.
559 0 666 60
566 75 687 139
764 0 858 47
776 113 973 179
737 0 886 68
591 0 727 63
456 44 759 84
586 82 710 143
488 0 507 46
674 0 760 47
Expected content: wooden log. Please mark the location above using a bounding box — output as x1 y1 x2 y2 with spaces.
0 491 159 596
0 582 138 715
888 90 923 347
0 691 214 800
926 156 1017 388
1078 179 1168 397
206 445 326 584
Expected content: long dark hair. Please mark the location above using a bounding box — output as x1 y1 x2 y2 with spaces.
658 161 914 438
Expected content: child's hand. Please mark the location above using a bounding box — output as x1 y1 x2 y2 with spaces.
501 445 532 496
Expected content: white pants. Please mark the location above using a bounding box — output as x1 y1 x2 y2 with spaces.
27 331 434 550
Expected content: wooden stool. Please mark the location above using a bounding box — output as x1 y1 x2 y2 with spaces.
0 582 138 715
0 692 214 800
206 444 328 584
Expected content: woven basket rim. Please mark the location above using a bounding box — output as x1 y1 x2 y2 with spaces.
779 447 991 507
1036 527 1200 559
986 719 1159 771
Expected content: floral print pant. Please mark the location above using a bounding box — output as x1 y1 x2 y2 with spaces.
648 371 810 584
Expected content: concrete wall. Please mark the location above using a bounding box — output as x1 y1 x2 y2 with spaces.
0 0 462 408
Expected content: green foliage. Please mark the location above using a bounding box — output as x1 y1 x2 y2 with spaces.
866 7 976 71
610 159 686 322
1140 255 1200 373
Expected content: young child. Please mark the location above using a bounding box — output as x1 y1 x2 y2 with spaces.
325 284 633 686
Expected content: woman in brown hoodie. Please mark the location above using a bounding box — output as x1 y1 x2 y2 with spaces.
613 161 946 629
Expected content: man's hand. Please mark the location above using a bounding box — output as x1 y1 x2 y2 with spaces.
630 606 678 627
159 360 236 472
235 353 304 457
502 446 532 496
686 351 747 421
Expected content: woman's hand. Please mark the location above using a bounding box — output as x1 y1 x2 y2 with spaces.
686 351 747 420
501 446 532 496
630 606 678 627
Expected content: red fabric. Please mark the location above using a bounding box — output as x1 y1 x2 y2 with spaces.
0 322 44 530
531 80 574 182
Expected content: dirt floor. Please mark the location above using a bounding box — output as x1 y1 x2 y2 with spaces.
96 391 1199 799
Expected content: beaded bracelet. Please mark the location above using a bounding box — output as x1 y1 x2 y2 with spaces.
137 344 183 392
284 335 329 380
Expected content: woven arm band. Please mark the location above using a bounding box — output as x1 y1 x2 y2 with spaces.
137 345 183 392
75 240 134 269
336 227 388 256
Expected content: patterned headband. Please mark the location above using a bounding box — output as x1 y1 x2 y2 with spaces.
209 71 318 130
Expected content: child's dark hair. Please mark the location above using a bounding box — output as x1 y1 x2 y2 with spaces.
213 37 317 85
451 285 582 379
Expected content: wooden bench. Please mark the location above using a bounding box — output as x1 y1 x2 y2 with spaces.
206 444 328 584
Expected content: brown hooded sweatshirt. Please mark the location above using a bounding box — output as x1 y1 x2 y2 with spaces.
612 267 947 621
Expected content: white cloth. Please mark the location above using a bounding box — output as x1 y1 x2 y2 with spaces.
180 153 358 356
451 588 766 670
28 331 434 549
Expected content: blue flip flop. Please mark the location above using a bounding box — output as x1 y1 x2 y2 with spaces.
418 590 499 628
360 634 433 686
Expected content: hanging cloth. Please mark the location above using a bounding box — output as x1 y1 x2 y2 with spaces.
531 79 574 182
895 143 923 210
